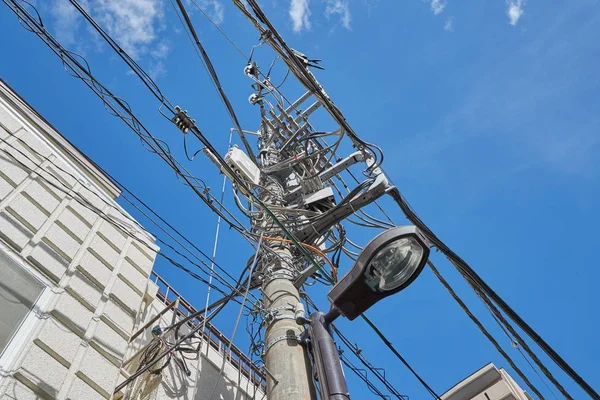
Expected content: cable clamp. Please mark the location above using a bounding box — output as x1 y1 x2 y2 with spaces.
172 106 195 134
263 305 296 325
262 334 301 356
262 270 296 285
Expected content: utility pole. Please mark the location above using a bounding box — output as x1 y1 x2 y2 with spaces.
256 134 317 400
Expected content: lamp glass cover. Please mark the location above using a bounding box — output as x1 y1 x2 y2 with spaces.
367 237 424 291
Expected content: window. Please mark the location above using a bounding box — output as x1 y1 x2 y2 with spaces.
0 251 44 354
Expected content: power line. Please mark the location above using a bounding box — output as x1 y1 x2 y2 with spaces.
0 131 257 308
427 260 545 399
228 2 595 397
391 188 597 399
339 353 394 400
476 289 571 398
57 0 338 288
7 1 587 398
171 0 254 157
332 325 409 400
484 299 561 400
5 0 251 238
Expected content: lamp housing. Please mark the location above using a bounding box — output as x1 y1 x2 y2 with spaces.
327 225 429 320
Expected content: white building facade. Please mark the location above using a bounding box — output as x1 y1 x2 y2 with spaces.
0 80 265 400
442 363 533 400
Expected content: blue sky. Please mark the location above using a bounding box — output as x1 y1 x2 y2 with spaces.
1 0 600 398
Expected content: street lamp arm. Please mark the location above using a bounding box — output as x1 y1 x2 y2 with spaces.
306 311 350 400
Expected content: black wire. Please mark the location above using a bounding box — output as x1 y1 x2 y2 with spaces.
339 353 392 399
172 0 255 158
183 133 203 161
389 188 598 399
333 326 409 400
427 261 546 399
302 296 414 400
0 131 254 305
5 0 252 238
476 289 571 398
66 0 175 114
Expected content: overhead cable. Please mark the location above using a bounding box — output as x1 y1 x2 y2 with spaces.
391 189 597 399
426 260 545 399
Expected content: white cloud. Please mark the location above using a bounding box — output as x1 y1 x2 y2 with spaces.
325 0 351 30
431 0 446 15
49 0 167 58
444 16 454 32
93 0 165 58
189 0 224 25
48 0 170 77
507 0 525 26
49 0 89 47
289 0 311 33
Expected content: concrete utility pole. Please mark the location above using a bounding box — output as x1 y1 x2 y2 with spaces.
257 141 316 400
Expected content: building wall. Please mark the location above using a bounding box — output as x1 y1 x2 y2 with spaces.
118 289 265 400
442 363 532 400
0 81 159 399
0 81 265 400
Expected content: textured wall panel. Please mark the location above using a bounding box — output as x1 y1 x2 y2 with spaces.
77 250 112 288
67 271 103 310
23 180 60 214
0 152 28 186
98 221 128 251
27 241 69 282
0 105 22 133
68 200 98 226
0 211 33 250
110 277 143 315
43 224 80 262
51 293 93 336
16 344 69 398
33 317 82 367
92 321 129 363
103 299 136 335
0 175 14 200
78 347 120 398
126 243 155 277
67 377 106 400
5 193 47 232
57 207 90 243
118 260 149 296
88 235 119 268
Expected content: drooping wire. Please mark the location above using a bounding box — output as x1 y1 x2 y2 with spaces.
426 260 546 399
0 130 258 307
332 325 409 400
227 2 597 392
339 353 395 400
484 299 560 400
5 0 252 239
209 234 264 399
389 187 593 399
172 0 255 157
200 129 233 352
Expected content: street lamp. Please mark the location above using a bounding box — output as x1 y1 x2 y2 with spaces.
328 225 430 320
305 226 430 400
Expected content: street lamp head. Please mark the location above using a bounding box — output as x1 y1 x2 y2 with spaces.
327 225 430 320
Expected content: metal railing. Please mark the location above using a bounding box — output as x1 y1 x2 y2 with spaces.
150 272 266 391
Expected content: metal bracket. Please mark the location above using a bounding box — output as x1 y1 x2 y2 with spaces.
294 262 325 287
263 305 296 326
263 334 301 356
261 269 296 286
